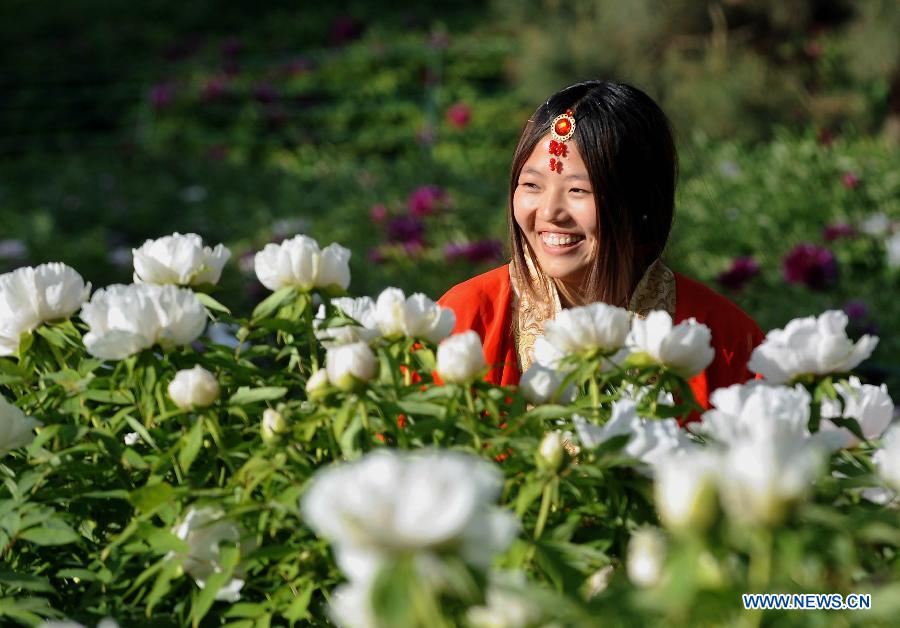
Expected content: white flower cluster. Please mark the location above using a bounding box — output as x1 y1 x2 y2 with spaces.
80 284 208 360
254 234 351 292
133 233 230 286
521 304 715 405
373 287 455 342
748 310 878 384
302 450 518 627
0 263 90 356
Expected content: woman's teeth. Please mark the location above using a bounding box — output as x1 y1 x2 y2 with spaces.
541 233 584 246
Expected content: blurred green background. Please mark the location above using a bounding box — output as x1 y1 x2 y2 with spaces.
2 0 899 392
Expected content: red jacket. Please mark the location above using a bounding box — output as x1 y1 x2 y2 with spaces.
438 265 764 410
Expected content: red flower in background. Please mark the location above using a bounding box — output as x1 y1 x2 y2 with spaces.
408 185 447 217
445 240 503 264
783 243 838 290
841 172 860 189
446 102 471 128
370 204 388 223
716 256 759 292
822 223 856 242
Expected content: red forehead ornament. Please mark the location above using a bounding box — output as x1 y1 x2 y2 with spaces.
548 109 575 174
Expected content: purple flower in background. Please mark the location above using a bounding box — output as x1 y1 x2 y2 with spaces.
201 75 229 102
408 185 446 217
817 128 835 147
368 248 385 265
221 36 243 57
207 145 229 161
253 83 280 104
149 83 175 110
446 102 471 128
783 243 838 290
445 239 503 264
283 57 313 77
370 204 388 223
329 15 364 46
841 172 860 189
387 216 425 244
716 256 759 292
403 241 425 257
822 222 856 242
843 300 868 321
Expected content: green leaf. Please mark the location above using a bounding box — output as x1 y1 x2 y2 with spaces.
178 418 205 473
146 558 183 616
228 386 288 406
195 292 232 315
395 400 447 418
130 481 175 513
82 388 135 404
283 580 316 621
251 287 295 321
0 568 53 593
20 518 80 546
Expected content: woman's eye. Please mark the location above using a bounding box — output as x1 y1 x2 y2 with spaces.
570 188 589 194
520 182 539 190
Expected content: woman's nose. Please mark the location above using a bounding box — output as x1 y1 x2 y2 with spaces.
537 187 568 222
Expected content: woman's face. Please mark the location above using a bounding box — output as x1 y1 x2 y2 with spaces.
513 134 598 287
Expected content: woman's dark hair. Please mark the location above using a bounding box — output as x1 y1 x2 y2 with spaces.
509 80 678 308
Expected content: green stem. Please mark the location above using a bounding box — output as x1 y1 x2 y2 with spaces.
589 376 601 418
749 528 773 591
464 386 482 450
533 480 554 540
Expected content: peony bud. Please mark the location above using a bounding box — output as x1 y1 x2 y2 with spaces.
436 331 486 384
654 452 718 534
306 368 330 400
326 341 378 391
167 365 220 411
536 431 564 472
626 528 666 588
585 565 615 599
261 408 289 443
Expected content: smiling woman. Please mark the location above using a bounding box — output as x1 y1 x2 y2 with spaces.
439 80 764 411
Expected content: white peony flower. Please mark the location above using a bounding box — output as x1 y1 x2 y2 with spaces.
0 395 42 456
626 311 714 378
315 297 381 348
466 571 543 628
873 425 900 491
519 362 577 405
80 284 208 360
887 232 900 269
700 382 827 525
747 310 878 384
373 287 455 343
541 302 631 356
654 451 719 533
627 528 666 587
585 565 616 598
700 381 812 446
0 263 91 356
819 377 894 448
254 235 351 292
132 232 230 286
170 506 247 602
261 408 289 443
575 399 694 469
167 365 220 411
301 450 518 584
316 243 352 292
123 431 140 446
718 435 825 526
436 331 486 384
325 341 378 391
